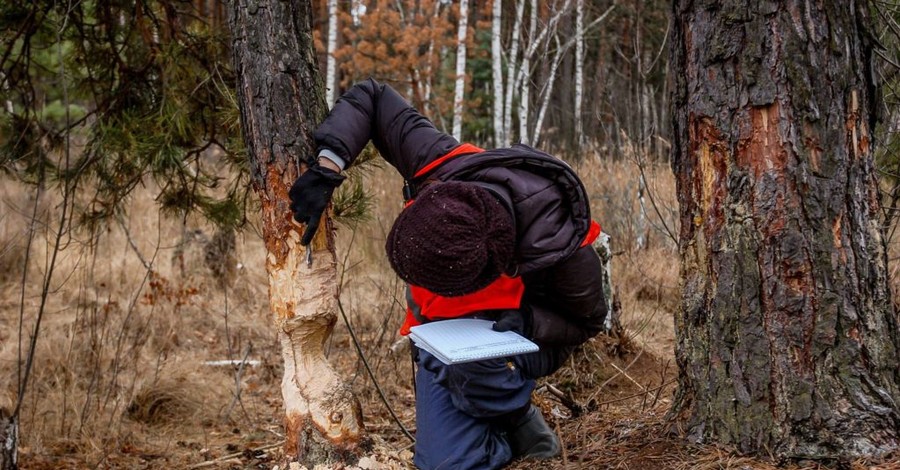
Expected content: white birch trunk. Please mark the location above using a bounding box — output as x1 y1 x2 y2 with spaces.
574 0 584 147
452 0 469 140
591 232 615 333
532 34 564 147
518 0 537 145
420 2 443 116
325 0 338 107
491 0 505 147
502 0 525 146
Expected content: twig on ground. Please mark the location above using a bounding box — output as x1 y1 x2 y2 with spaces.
222 344 253 420
595 379 676 407
589 349 644 403
611 362 648 393
187 440 284 469
337 298 416 443
542 383 585 418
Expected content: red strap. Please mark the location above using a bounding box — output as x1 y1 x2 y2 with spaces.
581 220 602 247
413 143 484 179
399 275 525 336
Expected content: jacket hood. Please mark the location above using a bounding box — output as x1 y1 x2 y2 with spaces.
421 144 592 274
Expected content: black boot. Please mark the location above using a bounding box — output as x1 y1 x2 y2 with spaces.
503 404 561 459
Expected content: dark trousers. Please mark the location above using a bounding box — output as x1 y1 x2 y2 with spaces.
412 344 573 470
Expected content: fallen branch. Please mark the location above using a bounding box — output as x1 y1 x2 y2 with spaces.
540 383 585 418
595 379 677 407
187 441 284 469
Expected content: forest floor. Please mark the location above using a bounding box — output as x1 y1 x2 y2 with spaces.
2 157 899 470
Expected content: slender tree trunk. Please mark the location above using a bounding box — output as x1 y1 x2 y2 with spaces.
671 0 900 460
228 1 364 465
517 0 537 145
325 0 338 106
452 0 469 140
491 0 505 147
503 0 525 146
532 33 563 147
574 0 584 148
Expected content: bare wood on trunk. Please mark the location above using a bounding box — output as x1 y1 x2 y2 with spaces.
671 0 900 460
227 0 364 465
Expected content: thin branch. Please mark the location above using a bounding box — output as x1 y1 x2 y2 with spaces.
337 297 416 443
222 344 253 420
14 1 75 418
595 379 677 407
115 212 151 269
187 440 285 469
633 150 677 245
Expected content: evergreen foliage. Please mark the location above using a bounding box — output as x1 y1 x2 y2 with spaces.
0 0 246 228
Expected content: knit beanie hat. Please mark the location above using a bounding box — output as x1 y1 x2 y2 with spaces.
385 181 516 297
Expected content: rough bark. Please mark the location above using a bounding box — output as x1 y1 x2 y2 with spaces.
0 409 16 470
671 0 900 461
228 0 364 465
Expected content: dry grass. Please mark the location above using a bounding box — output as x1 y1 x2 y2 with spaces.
1 147 899 470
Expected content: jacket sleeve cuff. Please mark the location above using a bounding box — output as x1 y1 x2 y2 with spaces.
317 148 346 171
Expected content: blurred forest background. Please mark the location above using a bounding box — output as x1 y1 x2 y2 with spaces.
0 0 898 468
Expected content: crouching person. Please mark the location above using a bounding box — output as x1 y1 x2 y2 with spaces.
289 78 607 470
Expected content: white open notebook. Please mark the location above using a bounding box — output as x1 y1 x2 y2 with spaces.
408 318 539 365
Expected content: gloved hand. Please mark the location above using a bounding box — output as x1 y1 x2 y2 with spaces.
492 307 532 337
288 162 346 245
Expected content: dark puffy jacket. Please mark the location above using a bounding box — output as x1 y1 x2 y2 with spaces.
315 79 607 345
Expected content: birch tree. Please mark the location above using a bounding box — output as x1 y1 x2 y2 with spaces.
517 0 537 144
491 0 505 146
325 0 339 106
574 0 584 147
451 0 469 140
671 0 900 460
228 0 364 465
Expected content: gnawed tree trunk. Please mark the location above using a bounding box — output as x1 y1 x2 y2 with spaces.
671 0 900 461
228 0 364 465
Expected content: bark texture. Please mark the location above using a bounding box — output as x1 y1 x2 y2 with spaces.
671 0 900 461
228 0 364 465
0 409 16 470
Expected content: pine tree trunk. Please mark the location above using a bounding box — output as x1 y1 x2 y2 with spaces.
227 0 364 465
671 0 900 460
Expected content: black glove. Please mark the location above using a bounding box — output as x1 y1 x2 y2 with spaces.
492 307 532 337
288 162 346 245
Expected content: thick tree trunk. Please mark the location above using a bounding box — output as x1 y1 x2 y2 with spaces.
228 1 364 466
671 0 900 461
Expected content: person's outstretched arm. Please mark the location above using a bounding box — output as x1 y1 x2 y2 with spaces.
314 78 460 179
